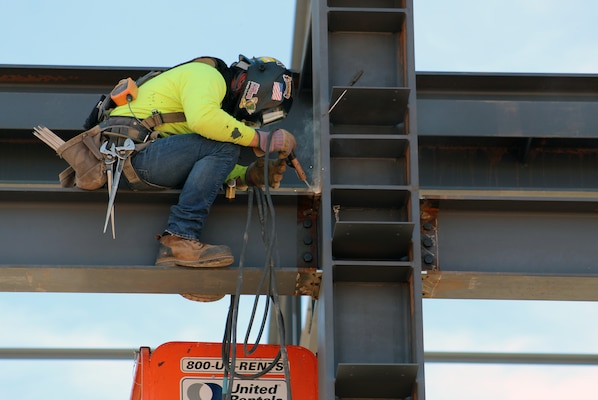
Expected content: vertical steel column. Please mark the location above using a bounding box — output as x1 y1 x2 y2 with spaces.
311 1 336 399
312 0 425 398
405 2 426 398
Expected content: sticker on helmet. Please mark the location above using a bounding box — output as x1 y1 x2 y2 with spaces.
272 82 283 101
283 75 293 99
240 81 260 114
243 81 260 100
257 57 285 67
239 97 258 115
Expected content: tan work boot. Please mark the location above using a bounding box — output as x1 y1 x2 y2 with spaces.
155 234 234 267
156 234 232 302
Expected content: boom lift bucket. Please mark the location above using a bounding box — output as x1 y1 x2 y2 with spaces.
130 341 318 400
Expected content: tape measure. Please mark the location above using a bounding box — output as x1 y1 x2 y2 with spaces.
110 77 138 106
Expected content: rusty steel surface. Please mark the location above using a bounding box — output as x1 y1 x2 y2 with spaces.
0 65 160 86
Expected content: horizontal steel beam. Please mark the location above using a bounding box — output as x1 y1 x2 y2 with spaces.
0 264 321 297
416 72 598 138
6 65 598 302
421 189 598 203
0 189 320 297
422 271 598 301
426 201 598 270
416 72 598 95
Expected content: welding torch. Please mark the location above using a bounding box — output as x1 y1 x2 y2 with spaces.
286 150 309 188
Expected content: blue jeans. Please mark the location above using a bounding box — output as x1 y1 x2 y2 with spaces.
131 133 240 241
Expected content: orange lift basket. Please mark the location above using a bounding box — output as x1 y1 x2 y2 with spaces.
130 341 318 400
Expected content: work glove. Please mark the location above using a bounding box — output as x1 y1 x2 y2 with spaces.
255 128 296 159
245 158 287 189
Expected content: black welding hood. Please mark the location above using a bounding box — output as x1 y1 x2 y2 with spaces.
230 55 294 127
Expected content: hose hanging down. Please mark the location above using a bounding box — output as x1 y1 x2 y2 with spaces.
221 134 293 400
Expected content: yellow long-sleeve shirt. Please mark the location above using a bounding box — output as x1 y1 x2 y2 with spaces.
109 61 256 146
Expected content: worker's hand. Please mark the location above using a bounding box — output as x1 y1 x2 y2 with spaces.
255 129 296 159
245 158 287 189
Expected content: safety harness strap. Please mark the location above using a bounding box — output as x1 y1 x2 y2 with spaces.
139 111 187 131
99 111 188 143
122 156 168 191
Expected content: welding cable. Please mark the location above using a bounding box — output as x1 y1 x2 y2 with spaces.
221 187 278 371
221 188 284 398
237 188 282 360
242 150 292 399
220 186 254 398
261 160 293 400
221 188 262 398
220 133 292 398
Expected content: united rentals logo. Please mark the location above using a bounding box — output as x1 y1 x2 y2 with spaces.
182 381 222 400
182 378 287 400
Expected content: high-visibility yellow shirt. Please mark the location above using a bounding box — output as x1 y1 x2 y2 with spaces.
109 61 256 146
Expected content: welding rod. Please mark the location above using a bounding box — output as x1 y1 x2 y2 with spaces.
33 126 65 151
328 69 364 114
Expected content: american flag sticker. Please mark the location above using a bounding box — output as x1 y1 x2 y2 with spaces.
272 82 283 101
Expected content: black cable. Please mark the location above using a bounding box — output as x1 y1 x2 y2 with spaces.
221 188 283 394
220 133 293 399
262 160 293 400
220 187 254 398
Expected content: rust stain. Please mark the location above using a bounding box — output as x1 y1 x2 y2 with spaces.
295 270 322 299
529 146 598 157
423 143 598 157
0 74 78 84
422 272 441 297
423 272 475 297
25 272 34 286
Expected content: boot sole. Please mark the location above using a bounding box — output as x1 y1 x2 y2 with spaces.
156 256 234 268
181 293 225 302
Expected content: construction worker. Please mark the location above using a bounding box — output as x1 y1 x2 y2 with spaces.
102 55 296 300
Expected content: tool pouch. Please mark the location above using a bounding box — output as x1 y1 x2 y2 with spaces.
56 125 107 190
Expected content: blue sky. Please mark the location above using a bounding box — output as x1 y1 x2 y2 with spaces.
2 1 598 399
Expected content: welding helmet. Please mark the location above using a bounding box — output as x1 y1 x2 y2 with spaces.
230 55 294 127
